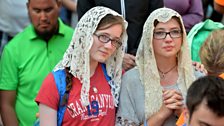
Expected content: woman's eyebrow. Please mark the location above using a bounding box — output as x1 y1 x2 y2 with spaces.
97 32 121 39
154 28 166 31
154 27 181 31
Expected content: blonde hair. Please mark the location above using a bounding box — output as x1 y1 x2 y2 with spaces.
200 29 224 75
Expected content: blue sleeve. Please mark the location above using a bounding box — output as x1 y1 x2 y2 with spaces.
144 120 148 126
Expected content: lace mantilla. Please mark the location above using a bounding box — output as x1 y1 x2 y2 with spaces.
135 7 196 119
116 117 138 126
54 6 128 107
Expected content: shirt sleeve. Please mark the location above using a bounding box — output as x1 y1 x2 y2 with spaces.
116 69 144 125
35 73 59 110
182 0 204 32
0 45 18 90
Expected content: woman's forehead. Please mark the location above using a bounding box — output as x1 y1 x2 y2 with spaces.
154 18 181 29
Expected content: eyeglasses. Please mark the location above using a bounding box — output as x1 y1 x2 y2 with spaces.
153 30 182 39
94 33 122 48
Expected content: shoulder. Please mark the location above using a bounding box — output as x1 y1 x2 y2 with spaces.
2 25 38 61
38 72 59 97
4 25 34 49
122 67 143 91
59 19 74 35
36 72 60 110
62 24 74 33
123 67 140 80
123 68 140 82
51 69 67 83
14 25 34 39
42 73 56 87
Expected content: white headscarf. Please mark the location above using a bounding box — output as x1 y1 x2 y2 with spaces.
54 6 128 107
136 8 195 118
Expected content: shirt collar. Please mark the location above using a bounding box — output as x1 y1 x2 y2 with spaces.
29 18 66 40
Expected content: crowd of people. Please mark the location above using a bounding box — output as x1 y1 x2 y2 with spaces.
0 0 224 126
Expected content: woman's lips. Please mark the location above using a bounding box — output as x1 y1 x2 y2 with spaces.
163 46 174 51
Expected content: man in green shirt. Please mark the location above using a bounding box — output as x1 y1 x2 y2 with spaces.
0 0 74 125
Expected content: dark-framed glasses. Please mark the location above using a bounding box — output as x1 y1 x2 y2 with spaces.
153 30 182 39
94 33 122 48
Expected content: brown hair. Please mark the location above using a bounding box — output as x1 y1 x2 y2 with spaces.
200 29 224 76
61 14 125 106
97 14 125 33
154 16 182 31
61 67 73 106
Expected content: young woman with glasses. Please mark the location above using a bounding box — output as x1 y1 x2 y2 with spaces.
35 6 127 126
116 8 204 126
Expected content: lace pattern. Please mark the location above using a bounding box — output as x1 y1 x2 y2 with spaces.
116 117 138 126
54 6 128 107
135 8 196 119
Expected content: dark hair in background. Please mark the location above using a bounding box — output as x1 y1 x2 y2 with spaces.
186 76 224 120
61 14 125 106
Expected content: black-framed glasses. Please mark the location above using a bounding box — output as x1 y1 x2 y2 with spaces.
153 30 182 39
94 33 122 48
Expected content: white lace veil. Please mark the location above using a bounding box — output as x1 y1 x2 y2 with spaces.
54 6 128 107
135 8 195 118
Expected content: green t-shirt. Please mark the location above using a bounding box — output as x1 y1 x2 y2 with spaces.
0 19 74 126
187 19 224 62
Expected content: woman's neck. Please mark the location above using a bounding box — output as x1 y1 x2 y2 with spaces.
156 56 178 85
156 55 177 72
90 60 99 77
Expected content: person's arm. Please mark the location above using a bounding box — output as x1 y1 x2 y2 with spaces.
145 101 173 126
77 0 95 20
0 43 19 126
39 104 57 126
182 0 204 32
62 0 77 12
0 90 19 126
146 89 184 126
